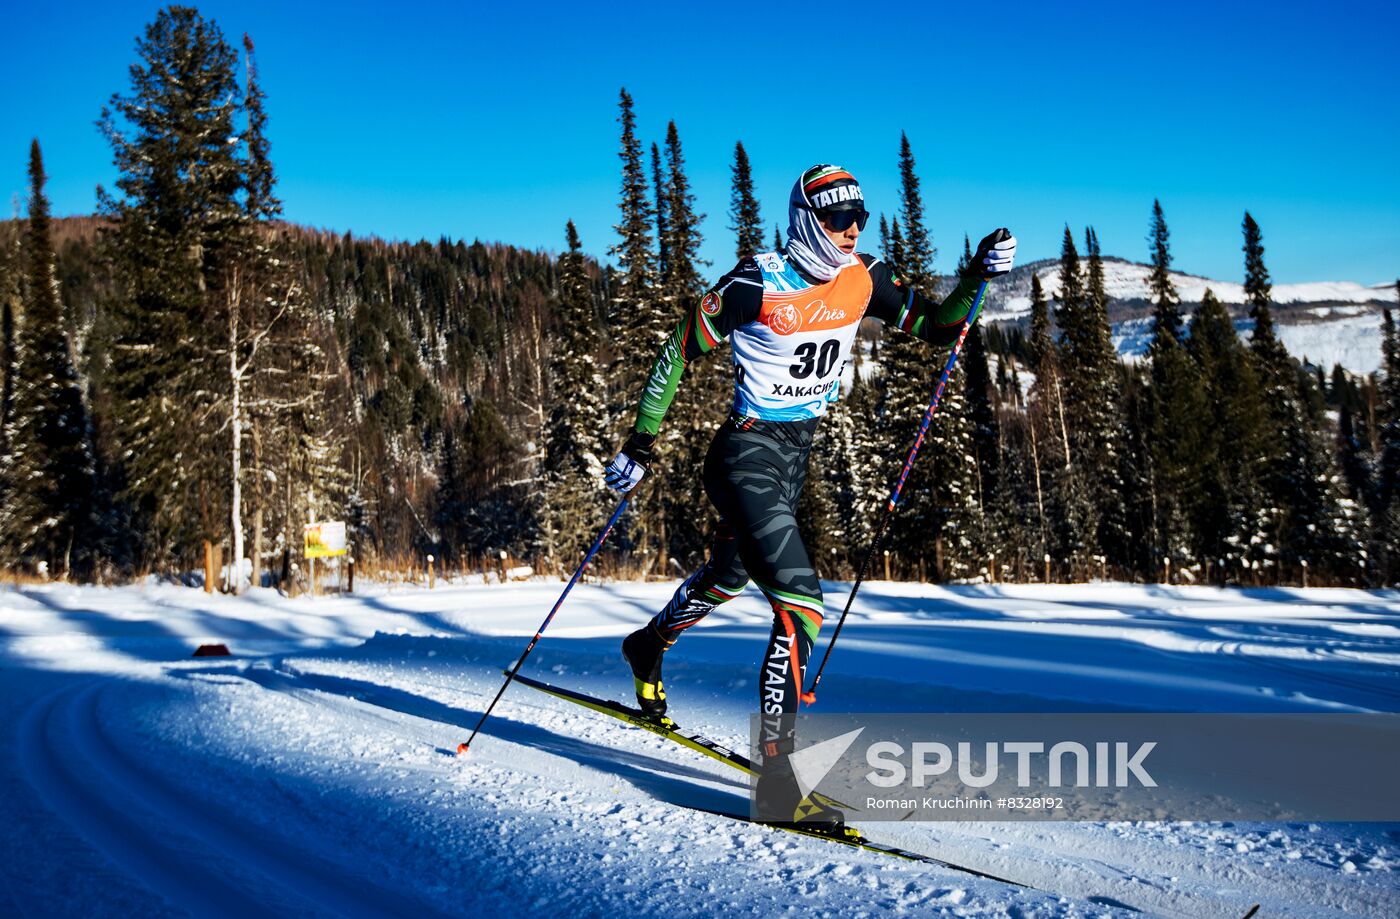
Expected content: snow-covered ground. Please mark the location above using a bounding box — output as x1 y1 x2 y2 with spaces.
990 260 1398 319
2 578 1398 917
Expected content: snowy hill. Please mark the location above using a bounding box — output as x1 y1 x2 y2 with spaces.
2 578 1398 917
978 258 1397 374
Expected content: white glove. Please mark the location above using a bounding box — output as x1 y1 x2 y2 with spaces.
971 228 1016 278
604 431 653 493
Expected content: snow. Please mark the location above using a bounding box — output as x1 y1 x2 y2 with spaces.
1111 310 1389 374
991 260 1398 319
2 579 1398 917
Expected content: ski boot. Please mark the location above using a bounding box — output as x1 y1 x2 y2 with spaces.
755 752 852 839
621 624 674 726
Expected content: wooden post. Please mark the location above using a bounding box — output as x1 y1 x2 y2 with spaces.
1043 553 1051 584
203 540 214 593
883 549 891 581
347 558 355 594
989 552 996 584
1301 559 1309 589
1163 557 1171 586
427 554 436 589
252 506 263 591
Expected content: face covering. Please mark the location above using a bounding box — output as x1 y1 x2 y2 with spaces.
784 170 858 282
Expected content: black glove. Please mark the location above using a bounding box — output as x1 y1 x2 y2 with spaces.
604 431 655 493
968 228 1017 279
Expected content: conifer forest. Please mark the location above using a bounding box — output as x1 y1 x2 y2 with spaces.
2 6 1397 590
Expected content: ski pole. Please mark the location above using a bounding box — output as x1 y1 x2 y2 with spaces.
457 494 631 754
802 279 989 704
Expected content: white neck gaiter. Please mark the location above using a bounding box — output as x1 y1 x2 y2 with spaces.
784 175 857 282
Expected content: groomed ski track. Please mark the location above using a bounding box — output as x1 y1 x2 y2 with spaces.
2 579 1397 917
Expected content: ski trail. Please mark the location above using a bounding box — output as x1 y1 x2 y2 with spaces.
20 679 449 919
19 682 295 917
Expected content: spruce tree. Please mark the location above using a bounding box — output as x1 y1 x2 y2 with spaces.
1147 199 1182 343
651 143 670 284
874 133 977 579
1022 272 1064 570
540 221 611 565
1027 273 1052 372
236 32 344 591
98 6 247 569
958 235 999 548
729 141 763 259
1375 306 1400 583
606 88 660 407
605 88 661 565
0 224 17 539
1145 202 1205 572
654 120 717 570
1187 289 1272 581
1048 227 1098 570
772 225 783 252
5 140 95 576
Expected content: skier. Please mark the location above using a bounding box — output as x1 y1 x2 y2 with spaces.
604 163 1016 830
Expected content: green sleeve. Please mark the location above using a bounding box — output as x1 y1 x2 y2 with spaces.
634 320 688 436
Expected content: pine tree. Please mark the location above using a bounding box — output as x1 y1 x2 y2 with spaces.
1147 199 1181 343
654 120 717 571
1374 306 1400 583
958 234 999 552
1243 212 1278 354
605 88 661 565
539 221 611 565
1145 201 1205 573
729 141 763 259
0 223 18 539
97 6 248 569
1187 289 1272 581
234 32 343 592
874 133 977 579
1048 227 1098 570
772 225 783 252
4 140 95 576
1023 271 1067 568
651 143 670 284
606 88 660 407
1027 274 1052 372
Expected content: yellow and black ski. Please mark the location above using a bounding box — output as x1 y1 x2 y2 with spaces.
510 671 757 774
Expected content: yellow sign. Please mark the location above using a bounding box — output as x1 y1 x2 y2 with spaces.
304 521 347 559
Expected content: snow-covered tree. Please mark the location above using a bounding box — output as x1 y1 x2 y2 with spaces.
2 141 95 576
539 221 612 567
874 133 980 579
97 6 248 570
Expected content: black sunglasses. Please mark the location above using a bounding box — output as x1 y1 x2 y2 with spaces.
796 202 869 232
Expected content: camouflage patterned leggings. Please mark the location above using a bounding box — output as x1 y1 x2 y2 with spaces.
647 415 824 756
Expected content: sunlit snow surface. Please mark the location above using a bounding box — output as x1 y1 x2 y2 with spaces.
2 579 1397 917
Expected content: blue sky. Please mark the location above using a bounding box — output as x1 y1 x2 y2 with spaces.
3 0 1398 285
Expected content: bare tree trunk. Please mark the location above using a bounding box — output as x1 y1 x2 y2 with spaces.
1051 371 1072 470
251 419 263 590
1028 416 1047 554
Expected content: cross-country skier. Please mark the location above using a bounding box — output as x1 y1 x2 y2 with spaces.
604 163 1016 831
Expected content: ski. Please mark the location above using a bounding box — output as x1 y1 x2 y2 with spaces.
506 673 1099 895
509 671 756 774
682 805 1038 886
